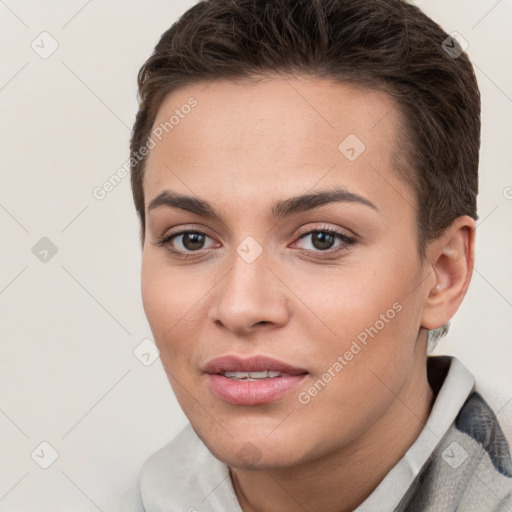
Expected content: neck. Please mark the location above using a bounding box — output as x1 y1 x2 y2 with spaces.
230 352 434 512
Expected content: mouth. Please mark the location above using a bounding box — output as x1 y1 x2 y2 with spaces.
203 355 309 405
220 370 296 381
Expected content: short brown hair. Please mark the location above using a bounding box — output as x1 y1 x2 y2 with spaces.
130 0 480 257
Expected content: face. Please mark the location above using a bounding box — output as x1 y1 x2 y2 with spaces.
140 76 433 469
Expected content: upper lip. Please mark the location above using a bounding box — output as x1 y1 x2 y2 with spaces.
203 355 308 375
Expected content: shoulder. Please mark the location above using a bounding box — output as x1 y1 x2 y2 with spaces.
454 382 512 510
396 358 512 511
473 380 512 437
466 380 512 475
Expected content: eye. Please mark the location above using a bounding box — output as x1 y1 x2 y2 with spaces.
155 225 357 259
293 226 357 255
156 230 217 256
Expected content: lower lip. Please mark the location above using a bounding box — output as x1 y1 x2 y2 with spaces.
205 374 308 405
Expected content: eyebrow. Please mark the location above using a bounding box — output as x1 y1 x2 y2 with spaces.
147 186 379 220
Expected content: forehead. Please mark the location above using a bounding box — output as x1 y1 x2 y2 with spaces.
143 76 413 222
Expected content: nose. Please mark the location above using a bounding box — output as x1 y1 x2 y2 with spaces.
208 246 290 336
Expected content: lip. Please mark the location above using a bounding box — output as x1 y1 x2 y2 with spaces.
203 355 308 375
203 355 309 406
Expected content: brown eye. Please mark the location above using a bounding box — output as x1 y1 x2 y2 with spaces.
180 232 206 251
310 232 336 250
156 230 217 255
293 226 357 258
296 230 355 253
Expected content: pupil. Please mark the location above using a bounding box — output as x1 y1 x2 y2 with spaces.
313 232 334 250
184 233 204 250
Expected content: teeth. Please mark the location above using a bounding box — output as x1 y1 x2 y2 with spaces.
222 370 289 380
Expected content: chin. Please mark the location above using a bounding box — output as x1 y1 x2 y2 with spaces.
194 425 311 470
214 444 305 471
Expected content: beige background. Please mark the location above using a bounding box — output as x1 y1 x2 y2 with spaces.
0 0 511 510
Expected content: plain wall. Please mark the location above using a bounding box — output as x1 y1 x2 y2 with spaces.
0 1 510 510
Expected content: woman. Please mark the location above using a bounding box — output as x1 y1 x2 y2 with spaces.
129 0 512 510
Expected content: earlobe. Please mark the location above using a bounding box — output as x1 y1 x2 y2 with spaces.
421 216 476 330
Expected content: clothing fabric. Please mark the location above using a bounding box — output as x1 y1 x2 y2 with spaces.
139 356 512 511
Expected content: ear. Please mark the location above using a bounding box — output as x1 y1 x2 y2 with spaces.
421 215 476 330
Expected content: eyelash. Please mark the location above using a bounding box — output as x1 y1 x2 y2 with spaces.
155 225 357 260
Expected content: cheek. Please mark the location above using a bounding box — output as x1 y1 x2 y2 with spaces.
140 255 197 354
303 255 424 364
141 256 170 331
296 265 403 337
292 268 422 429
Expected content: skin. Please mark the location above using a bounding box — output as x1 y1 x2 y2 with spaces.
140 75 475 512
